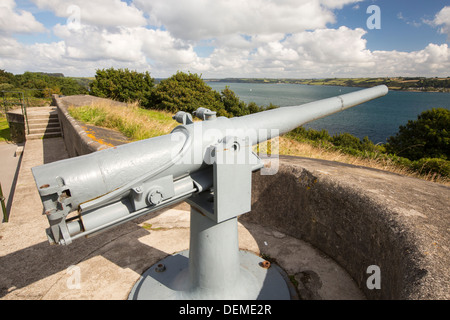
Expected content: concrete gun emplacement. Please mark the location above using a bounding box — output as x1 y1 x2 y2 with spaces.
32 85 388 300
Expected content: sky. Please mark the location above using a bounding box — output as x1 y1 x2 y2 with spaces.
0 0 449 78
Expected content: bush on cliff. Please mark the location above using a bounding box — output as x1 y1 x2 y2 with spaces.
386 108 450 161
147 71 227 116
147 71 272 117
90 68 155 106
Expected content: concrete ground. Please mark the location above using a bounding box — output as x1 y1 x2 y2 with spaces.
0 137 364 300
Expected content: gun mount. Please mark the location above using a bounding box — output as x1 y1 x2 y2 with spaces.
32 85 388 300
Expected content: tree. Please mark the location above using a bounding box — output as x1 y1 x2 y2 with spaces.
90 68 154 105
0 70 15 86
220 86 249 116
43 87 62 98
247 102 261 114
148 71 226 115
147 71 277 117
11 72 87 97
386 108 450 160
58 77 88 96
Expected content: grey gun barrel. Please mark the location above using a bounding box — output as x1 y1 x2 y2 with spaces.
32 85 388 245
233 84 388 139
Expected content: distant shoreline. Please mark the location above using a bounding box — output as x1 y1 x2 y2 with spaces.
205 77 450 93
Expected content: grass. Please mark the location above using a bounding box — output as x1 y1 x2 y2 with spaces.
68 102 178 141
280 137 408 173
68 101 449 185
277 136 449 185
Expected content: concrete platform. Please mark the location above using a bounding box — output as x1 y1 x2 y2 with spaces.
0 137 364 300
4 94 446 301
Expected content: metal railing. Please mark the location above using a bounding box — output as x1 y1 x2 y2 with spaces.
0 182 8 223
1 91 29 134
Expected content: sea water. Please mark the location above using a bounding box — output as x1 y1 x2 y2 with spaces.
208 82 450 144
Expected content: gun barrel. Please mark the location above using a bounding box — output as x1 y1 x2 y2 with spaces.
230 85 388 143
32 85 388 245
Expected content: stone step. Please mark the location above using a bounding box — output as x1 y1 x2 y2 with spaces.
28 126 61 135
26 132 62 140
26 114 59 121
24 107 62 140
27 117 59 124
26 107 58 117
28 121 60 129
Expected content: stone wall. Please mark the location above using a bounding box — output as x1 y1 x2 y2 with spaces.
5 111 25 143
52 94 114 157
242 156 449 299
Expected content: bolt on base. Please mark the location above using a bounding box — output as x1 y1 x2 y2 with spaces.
128 249 294 300
129 207 294 300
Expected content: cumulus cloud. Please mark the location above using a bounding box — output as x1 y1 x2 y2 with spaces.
0 38 151 76
52 24 147 62
134 0 362 40
31 0 147 29
198 26 450 78
1 0 449 79
431 6 450 40
195 27 373 78
0 35 26 59
286 27 371 63
372 43 450 77
0 0 46 34
139 29 197 66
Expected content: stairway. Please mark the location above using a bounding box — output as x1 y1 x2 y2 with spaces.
25 107 62 140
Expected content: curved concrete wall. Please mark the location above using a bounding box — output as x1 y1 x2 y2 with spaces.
52 94 110 157
243 156 449 299
53 94 449 300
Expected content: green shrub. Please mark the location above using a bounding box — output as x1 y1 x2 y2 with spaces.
90 68 155 106
288 127 331 142
410 158 450 178
147 71 273 117
148 71 226 115
386 108 450 161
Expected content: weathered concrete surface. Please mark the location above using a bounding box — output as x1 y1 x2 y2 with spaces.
52 94 131 157
243 155 450 300
4 94 446 300
0 138 363 300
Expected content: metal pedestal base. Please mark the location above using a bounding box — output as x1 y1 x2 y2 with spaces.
128 249 292 300
129 207 293 300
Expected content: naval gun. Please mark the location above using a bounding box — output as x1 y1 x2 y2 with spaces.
32 85 388 300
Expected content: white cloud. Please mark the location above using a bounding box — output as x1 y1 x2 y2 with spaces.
0 35 27 59
52 24 146 62
196 26 450 79
347 43 449 78
139 29 197 65
198 27 374 78
286 27 371 63
319 0 362 9
31 0 147 29
0 38 151 76
5 23 448 79
0 0 46 34
1 0 449 79
431 6 450 40
134 0 362 41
